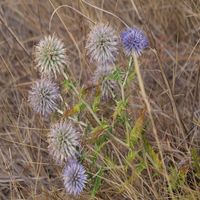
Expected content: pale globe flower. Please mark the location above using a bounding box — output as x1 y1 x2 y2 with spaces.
35 35 68 77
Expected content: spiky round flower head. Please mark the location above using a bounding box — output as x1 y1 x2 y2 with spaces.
48 121 80 164
121 27 148 56
28 79 59 116
35 35 68 77
86 23 119 66
63 159 87 196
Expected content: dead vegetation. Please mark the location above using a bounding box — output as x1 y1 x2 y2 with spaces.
0 0 200 199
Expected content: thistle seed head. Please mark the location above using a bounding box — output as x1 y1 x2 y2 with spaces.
63 159 87 196
86 23 119 66
35 35 68 77
28 79 60 116
48 121 80 164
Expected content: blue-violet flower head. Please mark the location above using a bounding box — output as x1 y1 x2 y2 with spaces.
63 159 87 196
121 27 148 56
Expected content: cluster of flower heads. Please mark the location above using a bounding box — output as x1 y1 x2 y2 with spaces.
48 120 87 196
29 35 68 117
86 23 148 100
28 35 87 196
28 23 148 196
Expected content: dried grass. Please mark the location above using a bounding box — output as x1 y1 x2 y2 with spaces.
0 0 200 199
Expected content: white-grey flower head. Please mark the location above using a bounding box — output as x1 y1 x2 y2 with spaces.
28 79 60 116
35 35 68 78
48 121 80 164
86 23 119 66
63 159 87 196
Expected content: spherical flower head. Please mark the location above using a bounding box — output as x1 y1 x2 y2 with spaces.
35 35 68 77
48 121 80 164
63 159 87 196
121 27 148 56
86 23 119 66
28 79 59 116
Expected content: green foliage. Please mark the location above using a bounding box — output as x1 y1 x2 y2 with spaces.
191 148 200 177
91 168 104 197
92 87 101 112
107 67 124 83
142 134 162 171
128 110 145 148
169 166 186 191
63 79 75 90
64 102 86 117
113 99 128 122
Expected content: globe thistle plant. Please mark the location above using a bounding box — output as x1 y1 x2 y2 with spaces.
86 23 119 66
35 35 68 77
63 159 87 196
48 121 80 164
121 27 148 56
28 79 60 116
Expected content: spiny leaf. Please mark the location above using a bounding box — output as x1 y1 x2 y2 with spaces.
91 135 108 164
63 79 75 90
113 100 128 122
135 161 147 175
142 134 162 171
64 102 86 117
92 84 101 112
128 109 146 149
108 67 124 82
169 166 186 191
87 123 109 143
127 68 136 83
191 148 200 177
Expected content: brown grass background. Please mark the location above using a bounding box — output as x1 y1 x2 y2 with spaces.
0 0 200 199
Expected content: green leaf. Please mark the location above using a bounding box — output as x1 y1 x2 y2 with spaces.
113 100 127 122
136 161 147 175
191 148 200 177
63 79 75 90
169 166 186 191
92 92 101 112
142 134 162 171
64 102 86 117
108 68 124 82
128 110 145 149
